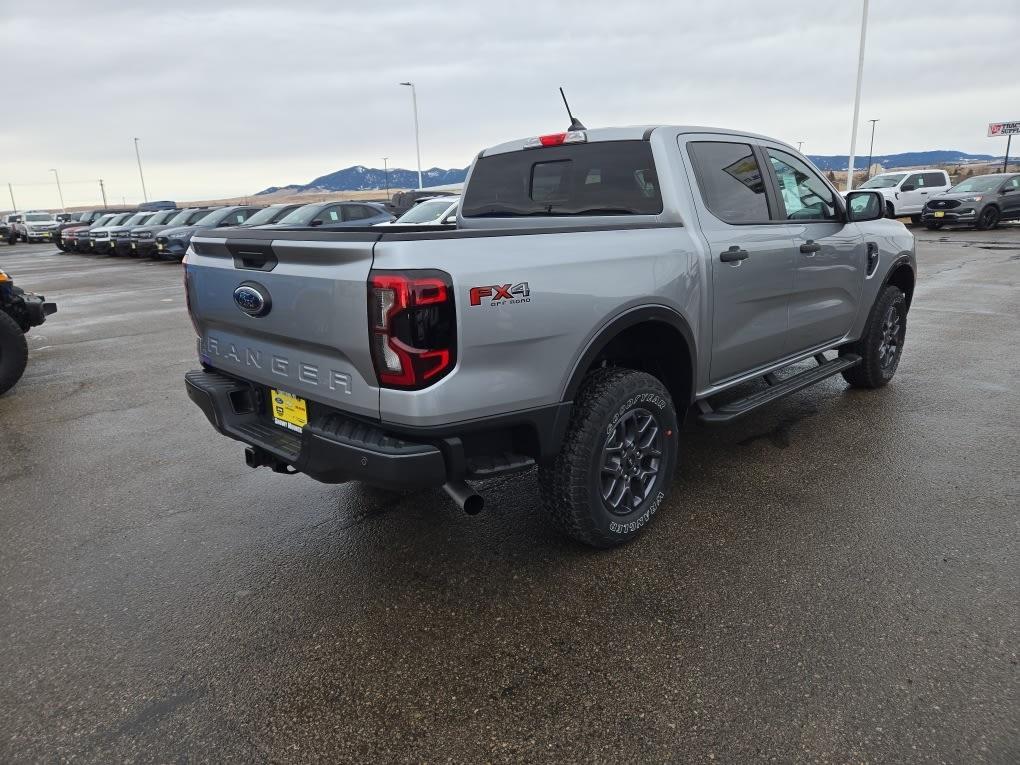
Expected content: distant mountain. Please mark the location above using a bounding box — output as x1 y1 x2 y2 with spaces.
805 150 999 172
256 165 468 196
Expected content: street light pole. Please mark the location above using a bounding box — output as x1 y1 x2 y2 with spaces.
865 118 879 180
382 157 390 200
797 141 804 153
399 82 423 190
133 137 149 202
49 169 66 213
8 183 17 213
99 179 108 208
845 0 870 191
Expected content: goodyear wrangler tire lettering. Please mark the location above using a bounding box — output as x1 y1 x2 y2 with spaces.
538 368 679 548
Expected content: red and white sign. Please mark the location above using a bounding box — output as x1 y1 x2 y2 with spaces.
988 121 1020 137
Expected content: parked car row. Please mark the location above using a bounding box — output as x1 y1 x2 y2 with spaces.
52 201 398 260
856 169 1020 229
5 195 465 257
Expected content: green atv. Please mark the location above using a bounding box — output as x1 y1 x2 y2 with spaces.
0 269 57 395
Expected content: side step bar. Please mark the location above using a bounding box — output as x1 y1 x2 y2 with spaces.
698 353 861 424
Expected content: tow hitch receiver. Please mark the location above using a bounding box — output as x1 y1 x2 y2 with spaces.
245 446 297 474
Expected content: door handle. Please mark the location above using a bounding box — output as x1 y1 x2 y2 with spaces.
720 246 749 262
799 240 821 254
920 191 928 195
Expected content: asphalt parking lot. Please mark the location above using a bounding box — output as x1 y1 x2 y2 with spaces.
1 229 1018 763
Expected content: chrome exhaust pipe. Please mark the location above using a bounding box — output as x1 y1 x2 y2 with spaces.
443 481 484 515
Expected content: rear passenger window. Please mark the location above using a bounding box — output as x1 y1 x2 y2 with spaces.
922 172 946 187
343 205 374 221
687 141 771 224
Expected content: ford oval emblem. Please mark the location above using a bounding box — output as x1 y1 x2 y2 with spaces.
233 283 271 317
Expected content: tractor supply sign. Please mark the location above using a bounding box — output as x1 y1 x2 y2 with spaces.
988 121 1020 137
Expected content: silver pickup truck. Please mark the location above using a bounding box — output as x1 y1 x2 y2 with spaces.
184 125 915 547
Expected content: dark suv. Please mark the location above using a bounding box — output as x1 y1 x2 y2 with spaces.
922 173 1020 230
155 206 258 260
132 208 212 258
259 201 394 229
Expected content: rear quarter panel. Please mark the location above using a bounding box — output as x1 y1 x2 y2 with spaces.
372 226 704 427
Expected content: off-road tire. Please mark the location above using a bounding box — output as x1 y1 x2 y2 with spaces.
910 215 922 225
0 310 29 396
976 206 999 230
538 368 679 548
840 285 906 389
885 201 897 219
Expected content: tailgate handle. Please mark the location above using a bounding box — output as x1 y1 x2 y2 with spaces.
226 240 278 272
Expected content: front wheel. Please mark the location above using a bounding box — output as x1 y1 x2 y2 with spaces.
538 368 679 548
0 310 29 396
910 215 922 225
885 201 897 219
840 285 907 389
976 206 999 230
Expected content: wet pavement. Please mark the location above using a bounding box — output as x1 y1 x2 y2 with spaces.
1 229 1018 763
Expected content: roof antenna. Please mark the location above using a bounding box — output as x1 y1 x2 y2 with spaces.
559 87 586 131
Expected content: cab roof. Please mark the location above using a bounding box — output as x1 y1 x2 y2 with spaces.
479 125 788 157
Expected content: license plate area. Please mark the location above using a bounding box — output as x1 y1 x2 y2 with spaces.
934 211 945 218
270 388 308 432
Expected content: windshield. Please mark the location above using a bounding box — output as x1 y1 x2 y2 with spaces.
859 174 906 189
91 215 115 227
242 206 293 226
147 210 177 225
194 208 230 226
462 141 663 217
25 213 53 222
123 213 151 226
165 209 197 226
950 175 1004 193
396 198 457 224
276 204 327 226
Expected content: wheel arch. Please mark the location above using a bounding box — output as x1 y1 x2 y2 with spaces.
884 257 916 310
562 306 697 410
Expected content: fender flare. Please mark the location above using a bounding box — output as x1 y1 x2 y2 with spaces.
561 305 698 404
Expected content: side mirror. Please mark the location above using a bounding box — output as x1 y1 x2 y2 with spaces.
309 219 323 227
1001 187 1014 194
441 215 457 225
899 184 915 192
846 190 884 222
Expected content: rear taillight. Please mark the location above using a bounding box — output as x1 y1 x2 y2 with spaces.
368 269 456 389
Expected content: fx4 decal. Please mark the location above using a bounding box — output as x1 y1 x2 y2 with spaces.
469 282 531 307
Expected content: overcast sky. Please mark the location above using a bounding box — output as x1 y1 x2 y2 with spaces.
2 0 1017 209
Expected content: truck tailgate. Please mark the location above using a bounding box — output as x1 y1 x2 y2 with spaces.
185 233 379 419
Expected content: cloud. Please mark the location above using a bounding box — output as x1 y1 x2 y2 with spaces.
2 0 1017 208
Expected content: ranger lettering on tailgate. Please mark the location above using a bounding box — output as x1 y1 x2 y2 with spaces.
199 335 353 394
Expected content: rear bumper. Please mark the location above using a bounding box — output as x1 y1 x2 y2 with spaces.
185 368 571 488
185 369 448 488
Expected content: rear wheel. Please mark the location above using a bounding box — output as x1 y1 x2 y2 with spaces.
840 285 906 389
538 368 679 548
0 310 29 396
976 206 999 230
